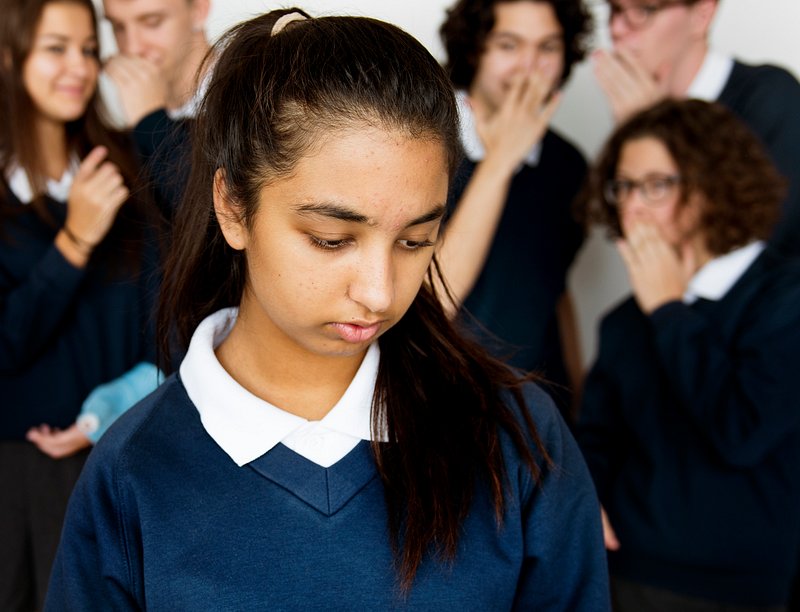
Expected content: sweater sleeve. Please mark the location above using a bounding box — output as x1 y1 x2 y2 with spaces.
76 362 163 443
649 288 800 467
514 385 610 611
45 439 144 610
0 242 86 372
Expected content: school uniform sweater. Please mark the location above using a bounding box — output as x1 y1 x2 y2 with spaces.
46 344 610 609
449 128 586 406
717 60 800 257
577 247 800 606
0 189 160 440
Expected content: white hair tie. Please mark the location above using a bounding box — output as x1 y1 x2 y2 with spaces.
271 12 307 36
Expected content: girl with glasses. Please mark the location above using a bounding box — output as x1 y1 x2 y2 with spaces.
577 98 800 610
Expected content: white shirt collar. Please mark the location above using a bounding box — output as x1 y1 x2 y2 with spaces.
5 157 79 204
456 90 542 167
179 307 380 467
686 50 735 102
684 241 764 304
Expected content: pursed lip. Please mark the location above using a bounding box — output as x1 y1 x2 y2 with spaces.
329 320 385 344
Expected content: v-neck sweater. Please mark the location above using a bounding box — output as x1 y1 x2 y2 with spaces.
46 373 610 610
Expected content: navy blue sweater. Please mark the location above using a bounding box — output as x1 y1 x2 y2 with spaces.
450 129 586 408
0 190 161 440
718 61 800 257
577 248 800 606
46 379 610 610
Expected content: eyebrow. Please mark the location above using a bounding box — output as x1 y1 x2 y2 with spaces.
488 31 563 44
294 202 446 228
38 33 97 43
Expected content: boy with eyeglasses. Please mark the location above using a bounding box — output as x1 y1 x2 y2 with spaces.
593 0 800 258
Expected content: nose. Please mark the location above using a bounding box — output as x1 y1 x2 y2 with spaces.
518 47 539 73
347 249 394 314
66 48 92 79
608 11 631 43
619 187 649 222
125 26 147 57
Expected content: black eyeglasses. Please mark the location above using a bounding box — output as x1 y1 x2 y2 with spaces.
607 1 693 30
604 173 682 206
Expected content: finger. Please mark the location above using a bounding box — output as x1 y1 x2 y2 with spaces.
468 95 489 132
538 89 562 124
90 161 124 186
109 184 130 208
601 508 620 551
503 71 528 108
77 146 109 178
615 238 637 270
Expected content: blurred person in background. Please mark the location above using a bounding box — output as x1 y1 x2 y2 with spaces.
592 0 800 257
577 98 800 611
438 0 593 421
0 0 164 608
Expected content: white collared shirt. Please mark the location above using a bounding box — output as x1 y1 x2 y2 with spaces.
5 157 80 204
686 50 735 102
456 90 542 167
683 241 765 304
179 308 381 468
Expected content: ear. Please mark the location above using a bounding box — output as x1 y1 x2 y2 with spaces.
689 0 718 40
190 0 211 32
213 169 247 250
2 47 11 71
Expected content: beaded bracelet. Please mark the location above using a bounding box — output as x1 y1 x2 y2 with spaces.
62 224 93 255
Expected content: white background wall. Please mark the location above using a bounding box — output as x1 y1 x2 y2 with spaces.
106 0 800 368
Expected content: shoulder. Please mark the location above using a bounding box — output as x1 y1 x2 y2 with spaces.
89 373 194 472
501 382 592 486
598 296 641 334
741 249 800 323
728 60 800 92
721 60 800 122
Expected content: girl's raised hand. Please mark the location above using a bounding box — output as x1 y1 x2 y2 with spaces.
617 219 694 314
64 146 129 252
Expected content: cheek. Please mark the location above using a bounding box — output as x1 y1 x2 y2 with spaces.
538 55 564 86
395 255 432 305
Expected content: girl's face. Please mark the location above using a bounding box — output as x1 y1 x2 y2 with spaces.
614 135 701 248
23 2 99 126
216 125 449 362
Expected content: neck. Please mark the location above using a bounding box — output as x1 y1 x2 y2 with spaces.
666 40 709 98
34 117 69 180
215 304 366 422
166 32 210 111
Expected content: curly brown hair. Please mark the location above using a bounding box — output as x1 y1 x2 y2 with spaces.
440 0 593 90
583 99 786 255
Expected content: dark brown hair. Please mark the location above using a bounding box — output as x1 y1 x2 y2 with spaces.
0 0 150 267
582 99 785 255
158 8 549 592
440 0 593 89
